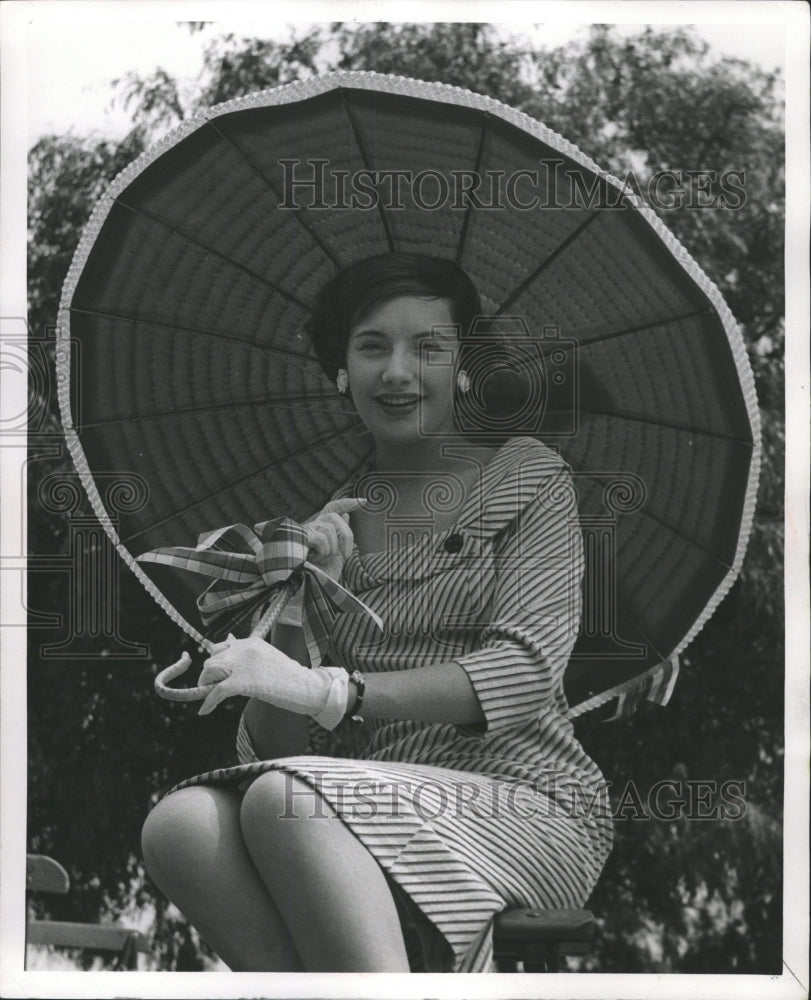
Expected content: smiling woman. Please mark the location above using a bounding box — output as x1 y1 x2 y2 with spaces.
346 296 460 445
140 252 611 972
310 254 488 467
310 254 505 548
51 65 763 976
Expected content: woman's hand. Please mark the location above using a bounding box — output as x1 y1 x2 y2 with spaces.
197 635 350 728
302 497 367 582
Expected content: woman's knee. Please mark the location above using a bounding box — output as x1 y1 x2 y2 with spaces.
240 770 332 845
142 787 239 884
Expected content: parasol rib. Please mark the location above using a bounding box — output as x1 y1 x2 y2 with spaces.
113 200 312 312
496 211 601 314
204 120 343 269
582 550 672 666
68 306 331 383
568 545 668 667
121 421 370 546
624 501 737 572
340 88 397 253
548 404 756 446
455 112 491 267
530 308 716 356
74 392 349 430
575 468 739 571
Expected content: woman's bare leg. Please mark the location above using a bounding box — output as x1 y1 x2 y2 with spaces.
240 770 410 972
141 786 303 971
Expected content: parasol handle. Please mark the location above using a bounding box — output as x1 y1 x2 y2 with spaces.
153 575 302 702
153 651 205 702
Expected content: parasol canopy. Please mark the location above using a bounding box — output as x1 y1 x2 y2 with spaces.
57 71 760 716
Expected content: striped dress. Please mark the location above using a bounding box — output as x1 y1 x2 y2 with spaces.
173 436 613 971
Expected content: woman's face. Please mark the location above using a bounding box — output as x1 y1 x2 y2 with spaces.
345 296 460 447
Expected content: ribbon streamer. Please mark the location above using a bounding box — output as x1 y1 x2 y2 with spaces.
603 657 680 722
137 517 383 668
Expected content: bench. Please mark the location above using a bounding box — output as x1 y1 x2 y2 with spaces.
27 853 593 971
25 854 152 970
493 906 595 971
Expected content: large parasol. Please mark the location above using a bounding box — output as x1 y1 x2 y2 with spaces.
56 72 760 717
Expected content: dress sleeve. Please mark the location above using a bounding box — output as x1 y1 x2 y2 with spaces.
453 466 583 734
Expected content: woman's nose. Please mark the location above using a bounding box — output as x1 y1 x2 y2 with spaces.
381 347 415 384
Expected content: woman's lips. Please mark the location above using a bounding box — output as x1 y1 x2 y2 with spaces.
375 394 421 414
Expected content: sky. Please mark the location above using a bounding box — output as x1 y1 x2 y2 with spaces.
22 2 789 148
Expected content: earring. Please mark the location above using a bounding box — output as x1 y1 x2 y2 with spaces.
456 369 471 394
336 369 349 395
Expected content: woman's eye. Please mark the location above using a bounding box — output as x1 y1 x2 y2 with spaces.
358 342 384 353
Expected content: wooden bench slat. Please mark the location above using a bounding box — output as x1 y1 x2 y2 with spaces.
26 855 70 895
27 920 151 955
493 907 595 944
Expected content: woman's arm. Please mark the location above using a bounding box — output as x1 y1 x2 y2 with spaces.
356 468 582 732
232 467 580 737
360 660 485 725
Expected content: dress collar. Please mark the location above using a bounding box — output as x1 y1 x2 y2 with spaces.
332 437 566 589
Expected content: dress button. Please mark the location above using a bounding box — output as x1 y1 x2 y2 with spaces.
444 533 463 553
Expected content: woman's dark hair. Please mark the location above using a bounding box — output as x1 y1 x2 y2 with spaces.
305 253 482 383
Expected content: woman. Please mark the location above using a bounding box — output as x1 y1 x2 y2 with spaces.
141 252 613 973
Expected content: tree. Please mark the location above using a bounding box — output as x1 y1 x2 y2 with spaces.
27 22 784 971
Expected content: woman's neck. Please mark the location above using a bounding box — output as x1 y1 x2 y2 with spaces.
373 436 456 474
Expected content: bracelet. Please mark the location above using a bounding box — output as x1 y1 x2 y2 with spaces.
346 669 366 722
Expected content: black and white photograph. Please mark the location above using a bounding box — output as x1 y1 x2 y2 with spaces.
1 2 808 997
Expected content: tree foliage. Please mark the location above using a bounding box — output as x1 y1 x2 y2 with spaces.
27 23 784 972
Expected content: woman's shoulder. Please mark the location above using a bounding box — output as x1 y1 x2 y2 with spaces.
491 436 570 483
459 436 572 538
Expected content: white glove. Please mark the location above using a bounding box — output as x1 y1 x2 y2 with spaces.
197 634 350 730
302 497 366 583
277 497 366 628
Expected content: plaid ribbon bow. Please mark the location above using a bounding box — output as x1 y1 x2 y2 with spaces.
136 518 383 668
